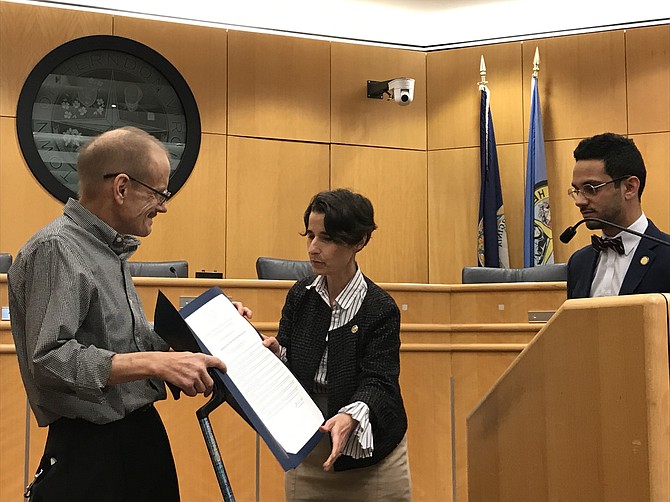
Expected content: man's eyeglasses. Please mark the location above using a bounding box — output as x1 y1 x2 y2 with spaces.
103 173 171 205
567 175 631 201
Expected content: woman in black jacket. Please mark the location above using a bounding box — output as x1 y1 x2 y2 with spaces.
263 188 411 501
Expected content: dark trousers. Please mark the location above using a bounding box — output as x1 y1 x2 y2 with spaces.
28 405 179 502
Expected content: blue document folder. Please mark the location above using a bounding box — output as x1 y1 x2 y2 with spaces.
154 286 323 471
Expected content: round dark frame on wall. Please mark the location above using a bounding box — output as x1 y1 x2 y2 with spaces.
16 35 201 203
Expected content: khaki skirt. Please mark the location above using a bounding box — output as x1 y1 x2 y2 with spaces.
285 434 412 502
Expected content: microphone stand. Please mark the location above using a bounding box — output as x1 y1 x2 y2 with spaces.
560 217 670 247
196 370 235 502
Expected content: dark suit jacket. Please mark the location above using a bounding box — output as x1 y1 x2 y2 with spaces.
567 219 670 299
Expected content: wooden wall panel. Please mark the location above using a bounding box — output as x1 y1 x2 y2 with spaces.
113 16 228 135
0 117 63 255
428 148 478 283
631 133 670 232
428 144 524 284
259 442 285 501
388 289 452 324
228 31 330 142
541 143 569 266
331 43 426 150
544 138 589 264
0 2 112 118
427 42 523 150
523 31 627 141
449 286 566 325
400 345 453 501
331 145 428 283
0 352 27 502
626 25 670 134
131 133 228 274
226 137 329 279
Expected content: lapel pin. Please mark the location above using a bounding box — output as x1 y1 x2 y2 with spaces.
351 325 359 334
640 256 650 266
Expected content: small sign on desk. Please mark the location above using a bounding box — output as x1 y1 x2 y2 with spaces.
1 306 10 321
528 311 555 323
180 297 197 309
195 271 223 279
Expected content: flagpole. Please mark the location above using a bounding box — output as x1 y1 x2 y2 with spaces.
532 46 540 78
479 55 487 88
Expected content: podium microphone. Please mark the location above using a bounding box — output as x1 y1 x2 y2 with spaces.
169 266 180 279
560 217 670 247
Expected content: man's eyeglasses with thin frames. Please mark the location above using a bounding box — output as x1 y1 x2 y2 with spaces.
103 173 172 205
567 175 631 201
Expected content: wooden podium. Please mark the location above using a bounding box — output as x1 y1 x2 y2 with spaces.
467 294 670 502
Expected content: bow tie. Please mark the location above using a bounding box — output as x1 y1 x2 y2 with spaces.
591 235 625 255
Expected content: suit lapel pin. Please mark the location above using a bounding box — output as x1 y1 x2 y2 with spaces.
351 325 359 334
640 256 650 266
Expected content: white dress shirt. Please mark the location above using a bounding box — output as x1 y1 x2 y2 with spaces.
590 213 648 297
307 268 373 459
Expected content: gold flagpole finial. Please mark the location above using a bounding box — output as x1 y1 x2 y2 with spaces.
479 55 488 89
532 47 540 78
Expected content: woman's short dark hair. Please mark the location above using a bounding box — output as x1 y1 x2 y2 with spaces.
303 189 377 246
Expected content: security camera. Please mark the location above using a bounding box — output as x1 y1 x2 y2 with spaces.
366 77 415 106
388 78 415 106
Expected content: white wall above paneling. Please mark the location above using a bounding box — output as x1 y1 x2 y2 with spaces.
11 0 670 49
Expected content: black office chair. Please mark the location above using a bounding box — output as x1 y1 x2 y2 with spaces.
462 263 567 284
0 253 12 273
128 260 189 278
255 257 313 280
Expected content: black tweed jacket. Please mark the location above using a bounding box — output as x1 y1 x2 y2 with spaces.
277 275 408 471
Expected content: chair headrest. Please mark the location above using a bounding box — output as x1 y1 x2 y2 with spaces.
128 260 189 278
255 257 313 280
462 263 567 284
0 253 13 274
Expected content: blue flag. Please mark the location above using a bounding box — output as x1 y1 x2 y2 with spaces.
478 85 509 268
523 72 553 267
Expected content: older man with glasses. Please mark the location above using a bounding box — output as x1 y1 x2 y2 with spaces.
566 132 670 299
8 126 249 501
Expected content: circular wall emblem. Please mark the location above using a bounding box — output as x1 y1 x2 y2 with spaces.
17 35 201 203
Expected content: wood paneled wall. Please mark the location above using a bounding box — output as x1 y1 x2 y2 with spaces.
427 27 670 278
0 1 668 283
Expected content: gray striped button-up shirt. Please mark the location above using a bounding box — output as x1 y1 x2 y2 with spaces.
8 199 168 426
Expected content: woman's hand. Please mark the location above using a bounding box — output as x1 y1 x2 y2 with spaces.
232 301 252 319
319 413 357 471
261 334 280 356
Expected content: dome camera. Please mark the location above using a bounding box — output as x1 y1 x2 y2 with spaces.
388 78 415 106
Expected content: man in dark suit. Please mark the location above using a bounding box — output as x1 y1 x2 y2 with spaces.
567 132 670 299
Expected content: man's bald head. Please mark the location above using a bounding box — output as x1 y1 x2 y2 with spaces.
77 127 168 200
